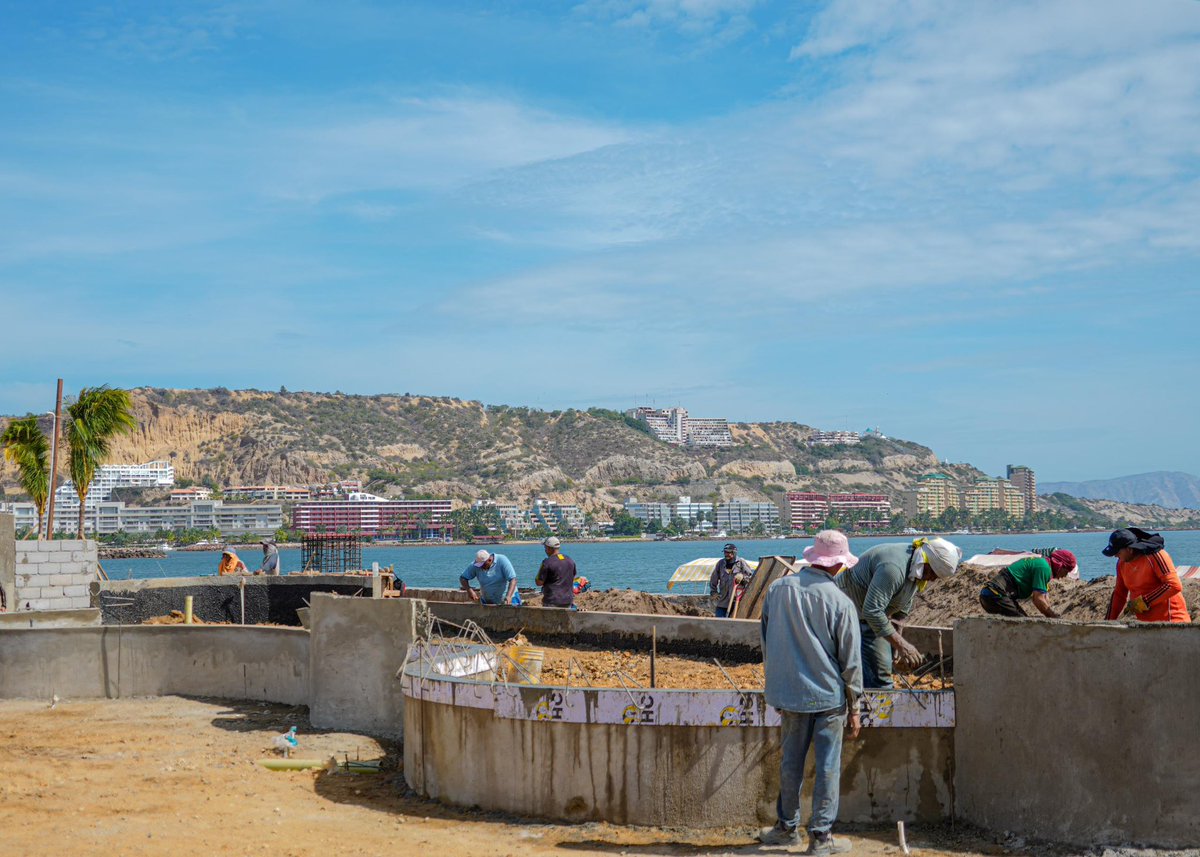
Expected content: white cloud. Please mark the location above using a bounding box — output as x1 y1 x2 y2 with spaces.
575 0 760 37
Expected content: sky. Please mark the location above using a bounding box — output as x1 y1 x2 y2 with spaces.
1 0 1198 482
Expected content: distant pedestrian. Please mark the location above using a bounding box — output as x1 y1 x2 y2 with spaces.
836 537 962 688
259 540 280 576
1102 528 1191 623
709 543 755 618
759 529 861 854
535 536 577 609
217 548 248 576
979 550 1076 618
460 549 521 606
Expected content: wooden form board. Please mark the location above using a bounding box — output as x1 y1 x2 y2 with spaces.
729 555 798 620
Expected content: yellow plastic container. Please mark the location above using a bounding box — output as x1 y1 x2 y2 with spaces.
504 645 545 684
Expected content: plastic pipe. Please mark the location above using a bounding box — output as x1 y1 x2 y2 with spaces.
184 596 193 625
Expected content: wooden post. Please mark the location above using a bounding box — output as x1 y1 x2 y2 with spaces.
43 379 64 539
650 626 657 689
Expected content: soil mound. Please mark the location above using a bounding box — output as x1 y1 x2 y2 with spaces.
522 588 712 616
906 566 1200 626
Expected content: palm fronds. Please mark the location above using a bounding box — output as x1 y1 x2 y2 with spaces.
1 416 51 537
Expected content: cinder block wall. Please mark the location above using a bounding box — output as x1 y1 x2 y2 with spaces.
14 539 98 611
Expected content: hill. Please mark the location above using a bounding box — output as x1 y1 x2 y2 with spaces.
4 387 1199 532
1 387 978 516
1040 471 1200 509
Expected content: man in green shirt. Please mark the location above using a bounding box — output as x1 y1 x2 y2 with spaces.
979 550 1076 618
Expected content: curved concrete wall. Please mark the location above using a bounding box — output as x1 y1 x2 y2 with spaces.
402 663 953 828
0 626 309 705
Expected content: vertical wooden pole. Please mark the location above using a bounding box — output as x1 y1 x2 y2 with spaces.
44 379 64 539
650 626 657 689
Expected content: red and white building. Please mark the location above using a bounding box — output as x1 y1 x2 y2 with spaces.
291 498 453 540
786 491 892 531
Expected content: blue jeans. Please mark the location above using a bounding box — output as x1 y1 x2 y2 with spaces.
714 606 729 618
777 708 844 835
860 621 893 689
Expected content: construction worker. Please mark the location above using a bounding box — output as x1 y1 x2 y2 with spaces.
758 529 860 854
258 540 280 576
1103 528 1191 623
709 543 755 618
979 550 1076 617
460 549 521 606
535 536 577 609
217 548 248 576
836 537 961 688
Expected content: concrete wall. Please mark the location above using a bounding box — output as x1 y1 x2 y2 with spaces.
0 625 308 704
428 601 952 662
94 575 373 625
15 538 97 611
0 513 14 612
955 618 1200 848
0 608 101 628
308 593 426 739
405 697 953 827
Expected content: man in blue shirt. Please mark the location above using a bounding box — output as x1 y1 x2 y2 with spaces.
759 530 862 855
460 550 520 606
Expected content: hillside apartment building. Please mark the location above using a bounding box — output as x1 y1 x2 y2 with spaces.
291 496 453 540
626 407 734 448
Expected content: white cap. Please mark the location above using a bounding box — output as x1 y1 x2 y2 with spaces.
473 549 491 567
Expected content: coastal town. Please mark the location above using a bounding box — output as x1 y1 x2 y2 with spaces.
4 2 1200 855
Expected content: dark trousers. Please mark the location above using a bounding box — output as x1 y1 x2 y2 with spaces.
859 621 893 688
980 569 1028 618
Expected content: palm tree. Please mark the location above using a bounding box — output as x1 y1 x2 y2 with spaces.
66 386 137 537
1 416 51 538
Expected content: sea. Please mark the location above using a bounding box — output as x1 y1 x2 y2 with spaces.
103 530 1200 592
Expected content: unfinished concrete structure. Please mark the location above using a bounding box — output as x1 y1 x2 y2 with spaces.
955 617 1200 849
14 538 97 610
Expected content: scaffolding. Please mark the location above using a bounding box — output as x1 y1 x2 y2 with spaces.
300 532 363 574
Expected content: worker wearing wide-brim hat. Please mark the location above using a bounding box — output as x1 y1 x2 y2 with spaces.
1102 528 1190 623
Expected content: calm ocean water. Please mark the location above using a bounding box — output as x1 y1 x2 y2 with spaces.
104 530 1200 592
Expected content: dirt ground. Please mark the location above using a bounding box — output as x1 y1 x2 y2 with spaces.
523 588 712 616
905 570 1200 627
0 695 1136 857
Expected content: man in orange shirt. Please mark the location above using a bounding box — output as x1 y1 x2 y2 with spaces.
1102 528 1191 623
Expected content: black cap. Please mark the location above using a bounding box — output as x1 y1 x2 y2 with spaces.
1102 529 1136 557
723 543 737 552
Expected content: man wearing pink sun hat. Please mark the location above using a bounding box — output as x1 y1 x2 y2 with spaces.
759 530 861 854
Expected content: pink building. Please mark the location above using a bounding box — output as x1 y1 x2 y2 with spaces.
786 491 892 531
291 499 453 540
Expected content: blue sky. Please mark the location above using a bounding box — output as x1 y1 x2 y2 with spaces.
1 0 1198 482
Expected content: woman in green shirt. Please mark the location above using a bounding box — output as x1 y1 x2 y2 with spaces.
979 550 1076 618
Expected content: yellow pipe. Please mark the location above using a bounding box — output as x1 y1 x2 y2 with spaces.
184 595 194 625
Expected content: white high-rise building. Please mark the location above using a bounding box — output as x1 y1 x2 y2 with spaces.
50 460 176 531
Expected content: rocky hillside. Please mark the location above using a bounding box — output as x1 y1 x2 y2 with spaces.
1 387 984 515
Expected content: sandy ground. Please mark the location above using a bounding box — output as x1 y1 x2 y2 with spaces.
0 695 1072 857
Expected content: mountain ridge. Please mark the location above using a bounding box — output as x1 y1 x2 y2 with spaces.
1040 471 1200 510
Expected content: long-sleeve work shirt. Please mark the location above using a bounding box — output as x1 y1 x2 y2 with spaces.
761 568 862 713
835 543 919 638
709 557 755 610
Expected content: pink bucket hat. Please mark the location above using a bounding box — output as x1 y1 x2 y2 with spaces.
803 530 858 570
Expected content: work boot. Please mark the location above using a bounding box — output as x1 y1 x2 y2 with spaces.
758 822 801 846
806 831 851 855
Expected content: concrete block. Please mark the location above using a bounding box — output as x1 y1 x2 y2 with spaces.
63 585 88 598
956 618 1200 849
19 553 47 565
49 574 75 586
309 594 425 738
27 599 52 611
71 551 93 563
